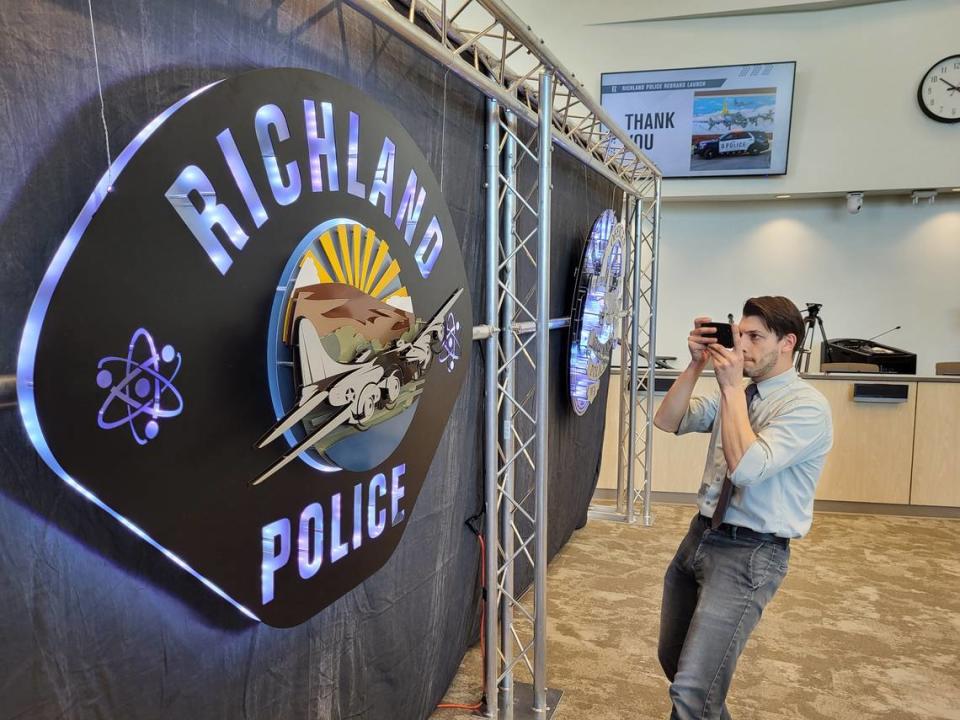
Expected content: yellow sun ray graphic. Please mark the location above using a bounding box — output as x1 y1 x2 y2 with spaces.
383 286 409 303
359 227 375 291
305 250 333 284
364 241 390 295
318 231 347 284
304 222 408 303
352 224 362 290
336 223 354 286
369 259 401 298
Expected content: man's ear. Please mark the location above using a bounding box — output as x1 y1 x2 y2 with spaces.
782 333 798 354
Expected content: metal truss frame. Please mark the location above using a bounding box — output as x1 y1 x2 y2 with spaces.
348 0 657 196
344 1 662 717
588 184 663 528
485 89 555 718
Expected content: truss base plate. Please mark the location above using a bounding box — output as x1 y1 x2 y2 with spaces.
587 506 635 524
490 682 562 719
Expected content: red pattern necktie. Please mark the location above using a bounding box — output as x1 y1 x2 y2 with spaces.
712 383 759 529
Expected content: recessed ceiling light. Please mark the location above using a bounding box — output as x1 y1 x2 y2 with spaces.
775 194 791 199
952 188 960 192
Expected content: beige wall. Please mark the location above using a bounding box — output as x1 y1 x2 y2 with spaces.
653 198 960 376
503 0 960 374
506 0 959 198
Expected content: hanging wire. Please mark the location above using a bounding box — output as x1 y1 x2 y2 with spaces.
439 68 449 192
87 0 113 183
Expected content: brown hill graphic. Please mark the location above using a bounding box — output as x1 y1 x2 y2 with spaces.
287 282 414 348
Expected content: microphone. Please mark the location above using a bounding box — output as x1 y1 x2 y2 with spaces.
868 326 901 342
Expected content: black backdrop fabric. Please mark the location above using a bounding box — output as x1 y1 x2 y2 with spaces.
0 1 619 718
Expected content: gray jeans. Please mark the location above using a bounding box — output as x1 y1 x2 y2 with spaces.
658 513 790 720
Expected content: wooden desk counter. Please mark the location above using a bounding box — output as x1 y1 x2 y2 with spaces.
598 369 959 508
911 382 960 507
806 379 915 504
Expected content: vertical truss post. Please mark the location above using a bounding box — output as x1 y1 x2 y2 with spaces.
625 196 642 526
612 196 632 518
488 75 560 720
590 180 661 526
499 108 517 718
640 177 662 527
484 97 501 719
532 70 552 714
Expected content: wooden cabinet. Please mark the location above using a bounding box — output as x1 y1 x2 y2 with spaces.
596 374 960 508
910 383 960 506
651 379 714 494
597 374 712 494
596 375 623 491
807 380 915 504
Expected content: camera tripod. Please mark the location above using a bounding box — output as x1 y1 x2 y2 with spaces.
795 303 830 373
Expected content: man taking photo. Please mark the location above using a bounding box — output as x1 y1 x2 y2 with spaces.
653 296 833 720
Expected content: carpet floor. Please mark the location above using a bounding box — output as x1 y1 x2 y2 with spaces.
431 502 960 720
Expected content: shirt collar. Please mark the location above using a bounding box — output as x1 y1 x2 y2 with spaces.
752 367 798 400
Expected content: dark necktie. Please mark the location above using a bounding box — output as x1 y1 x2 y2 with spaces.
712 383 759 529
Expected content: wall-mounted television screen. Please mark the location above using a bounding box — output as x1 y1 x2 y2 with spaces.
601 61 796 178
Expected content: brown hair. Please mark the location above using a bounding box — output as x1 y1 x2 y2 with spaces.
742 296 805 353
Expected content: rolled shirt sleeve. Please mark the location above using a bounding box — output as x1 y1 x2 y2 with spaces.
676 389 721 435
730 397 833 487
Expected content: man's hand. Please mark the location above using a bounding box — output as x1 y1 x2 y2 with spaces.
654 315 716 433
688 316 717 367
707 322 744 388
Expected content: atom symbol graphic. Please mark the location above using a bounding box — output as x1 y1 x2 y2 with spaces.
438 312 462 372
96 328 184 445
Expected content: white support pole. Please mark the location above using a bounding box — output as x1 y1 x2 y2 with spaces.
642 178 662 527
484 97 501 718
532 69 552 714
626 195 642 525
500 108 518 717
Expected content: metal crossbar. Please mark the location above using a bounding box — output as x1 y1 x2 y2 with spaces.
347 0 660 197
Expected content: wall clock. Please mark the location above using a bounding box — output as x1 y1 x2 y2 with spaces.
918 54 960 123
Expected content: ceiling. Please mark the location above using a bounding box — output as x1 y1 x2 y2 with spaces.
584 0 906 25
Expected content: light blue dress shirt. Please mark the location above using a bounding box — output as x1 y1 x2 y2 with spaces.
677 367 833 538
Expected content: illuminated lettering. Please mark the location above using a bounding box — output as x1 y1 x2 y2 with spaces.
352 483 363 550
391 464 406 525
368 136 396 218
216 128 268 228
259 464 409 605
331 492 348 563
255 104 301 206
394 169 426 244
368 473 387 539
171 102 449 280
297 503 323 579
346 111 366 199
304 99 339 192
414 217 443 279
165 165 248 275
261 518 291 605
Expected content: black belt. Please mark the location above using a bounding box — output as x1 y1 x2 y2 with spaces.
698 513 790 547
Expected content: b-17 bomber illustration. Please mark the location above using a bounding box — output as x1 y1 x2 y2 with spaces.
253 287 463 485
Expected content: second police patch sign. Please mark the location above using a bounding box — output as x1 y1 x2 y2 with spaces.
17 69 472 628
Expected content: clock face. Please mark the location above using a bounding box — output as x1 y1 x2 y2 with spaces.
918 55 960 123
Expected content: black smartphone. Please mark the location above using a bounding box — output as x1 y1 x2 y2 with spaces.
701 322 734 349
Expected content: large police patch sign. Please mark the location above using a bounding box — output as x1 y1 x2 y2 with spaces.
569 210 622 415
17 68 472 628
